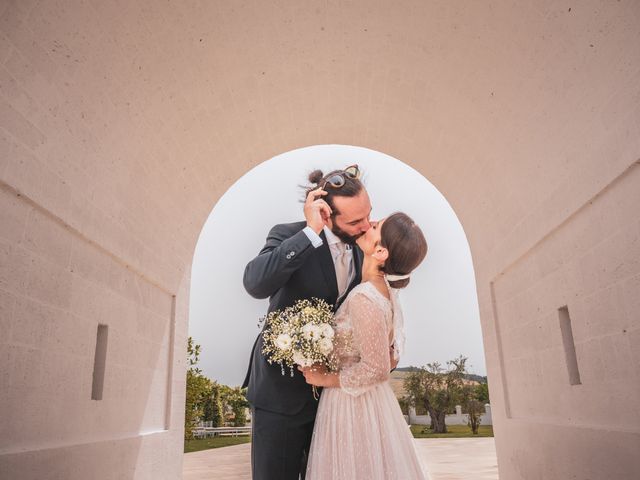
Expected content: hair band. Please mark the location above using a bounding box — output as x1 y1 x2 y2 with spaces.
386 273 410 281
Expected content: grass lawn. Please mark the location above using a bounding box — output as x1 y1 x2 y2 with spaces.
184 436 251 453
184 425 493 453
410 424 494 438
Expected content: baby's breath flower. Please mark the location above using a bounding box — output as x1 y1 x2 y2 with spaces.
261 298 338 375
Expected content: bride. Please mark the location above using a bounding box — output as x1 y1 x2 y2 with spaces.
300 212 430 480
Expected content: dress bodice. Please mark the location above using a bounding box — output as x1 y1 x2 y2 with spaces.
331 281 395 396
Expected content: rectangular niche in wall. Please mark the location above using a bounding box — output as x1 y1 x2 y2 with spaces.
92 324 109 400
558 306 581 386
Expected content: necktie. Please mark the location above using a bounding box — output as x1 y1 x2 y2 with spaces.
335 243 351 299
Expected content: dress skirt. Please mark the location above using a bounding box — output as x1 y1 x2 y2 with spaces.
305 381 429 480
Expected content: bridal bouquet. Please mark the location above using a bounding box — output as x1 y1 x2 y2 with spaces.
261 298 338 379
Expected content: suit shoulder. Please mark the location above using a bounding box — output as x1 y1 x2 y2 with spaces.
268 221 307 237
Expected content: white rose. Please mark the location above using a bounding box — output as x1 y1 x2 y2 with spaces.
293 351 313 367
301 323 313 338
318 338 333 355
274 333 292 351
302 323 322 340
320 324 335 339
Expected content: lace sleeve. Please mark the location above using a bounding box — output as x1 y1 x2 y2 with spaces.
338 292 391 397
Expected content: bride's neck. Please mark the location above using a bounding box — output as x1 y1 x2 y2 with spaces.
361 256 385 284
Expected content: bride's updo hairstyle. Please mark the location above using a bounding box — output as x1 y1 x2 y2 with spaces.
305 168 364 218
379 212 427 289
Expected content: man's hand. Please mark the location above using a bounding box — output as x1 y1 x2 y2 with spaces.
390 345 399 371
304 188 332 234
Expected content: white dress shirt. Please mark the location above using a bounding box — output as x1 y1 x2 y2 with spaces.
303 225 355 298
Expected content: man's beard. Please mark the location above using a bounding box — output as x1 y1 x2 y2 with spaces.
331 222 364 245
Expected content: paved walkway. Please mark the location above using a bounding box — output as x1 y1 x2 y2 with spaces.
183 438 498 479
416 438 499 480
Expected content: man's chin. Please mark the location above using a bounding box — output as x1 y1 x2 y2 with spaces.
344 232 364 246
350 232 365 244
331 228 362 245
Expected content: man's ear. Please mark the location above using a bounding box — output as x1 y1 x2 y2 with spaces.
373 247 389 262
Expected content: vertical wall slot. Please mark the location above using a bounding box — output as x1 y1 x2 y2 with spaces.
92 324 109 400
558 306 581 385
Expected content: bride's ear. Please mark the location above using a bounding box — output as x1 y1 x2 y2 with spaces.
372 247 389 263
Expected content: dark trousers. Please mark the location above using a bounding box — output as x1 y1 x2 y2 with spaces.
250 404 317 480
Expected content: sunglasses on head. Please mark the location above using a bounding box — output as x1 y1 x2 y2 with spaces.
322 165 360 189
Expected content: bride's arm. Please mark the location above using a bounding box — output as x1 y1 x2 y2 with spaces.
301 341 397 388
337 292 391 396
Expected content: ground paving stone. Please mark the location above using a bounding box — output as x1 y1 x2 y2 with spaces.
183 438 498 479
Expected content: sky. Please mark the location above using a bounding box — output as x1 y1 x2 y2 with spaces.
188 145 486 386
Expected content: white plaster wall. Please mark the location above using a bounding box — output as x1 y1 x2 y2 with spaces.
1 1 639 479
0 180 189 478
490 164 640 479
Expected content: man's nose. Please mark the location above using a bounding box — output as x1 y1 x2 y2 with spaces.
360 220 371 232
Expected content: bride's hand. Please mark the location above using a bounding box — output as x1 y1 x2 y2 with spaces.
298 365 340 388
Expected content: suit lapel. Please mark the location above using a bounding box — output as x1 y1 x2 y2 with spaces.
351 243 363 286
318 230 339 303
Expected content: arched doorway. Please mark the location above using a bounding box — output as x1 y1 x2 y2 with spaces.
189 144 485 389
1 1 638 479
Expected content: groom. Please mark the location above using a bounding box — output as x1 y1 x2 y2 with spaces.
242 165 371 480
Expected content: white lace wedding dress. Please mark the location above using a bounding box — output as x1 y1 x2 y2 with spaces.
305 281 429 479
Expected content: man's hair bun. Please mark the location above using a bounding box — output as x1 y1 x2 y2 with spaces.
308 169 324 184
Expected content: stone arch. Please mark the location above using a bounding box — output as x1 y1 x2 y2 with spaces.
189 144 485 388
1 1 638 479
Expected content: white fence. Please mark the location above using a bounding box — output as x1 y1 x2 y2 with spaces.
405 404 492 426
192 426 252 439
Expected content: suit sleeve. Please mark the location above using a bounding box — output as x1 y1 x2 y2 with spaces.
243 224 318 299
